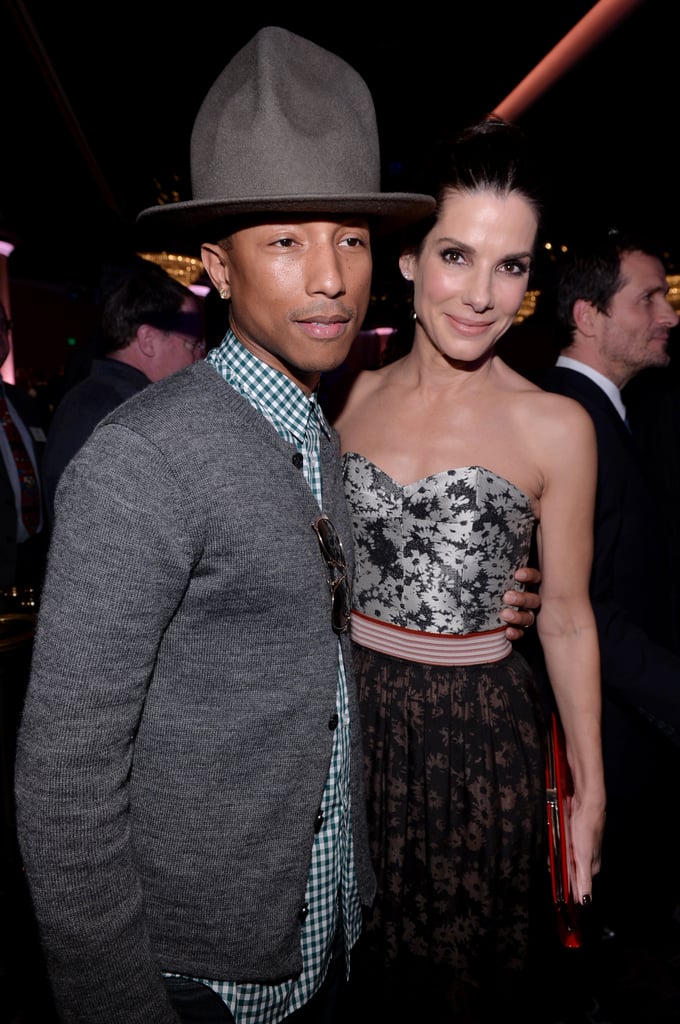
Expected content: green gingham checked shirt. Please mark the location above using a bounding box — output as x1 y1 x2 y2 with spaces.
179 331 362 1022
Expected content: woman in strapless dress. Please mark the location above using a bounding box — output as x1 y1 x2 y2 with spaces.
333 119 606 1023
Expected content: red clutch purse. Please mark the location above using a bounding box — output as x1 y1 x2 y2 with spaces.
545 712 583 948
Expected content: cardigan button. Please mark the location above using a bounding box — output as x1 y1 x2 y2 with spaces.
292 452 303 468
298 902 309 922
328 712 339 730
314 809 324 833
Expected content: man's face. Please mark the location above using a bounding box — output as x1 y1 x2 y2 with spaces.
203 218 372 392
597 250 679 380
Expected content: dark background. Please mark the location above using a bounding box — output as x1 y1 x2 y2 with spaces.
0 0 677 376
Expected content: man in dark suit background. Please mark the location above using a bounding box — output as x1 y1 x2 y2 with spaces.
42 259 205 526
0 298 47 598
539 229 680 999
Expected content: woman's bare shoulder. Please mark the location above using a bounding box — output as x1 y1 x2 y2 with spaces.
529 383 592 421
494 362 595 447
519 384 596 452
500 362 589 418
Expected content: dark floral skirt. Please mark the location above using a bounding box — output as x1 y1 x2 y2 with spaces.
352 643 549 1014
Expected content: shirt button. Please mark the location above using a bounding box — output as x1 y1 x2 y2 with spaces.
298 902 309 923
292 453 304 468
314 809 324 833
328 712 339 730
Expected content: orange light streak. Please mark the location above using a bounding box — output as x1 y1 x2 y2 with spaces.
493 0 645 121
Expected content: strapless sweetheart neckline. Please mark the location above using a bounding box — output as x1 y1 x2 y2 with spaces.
342 451 532 506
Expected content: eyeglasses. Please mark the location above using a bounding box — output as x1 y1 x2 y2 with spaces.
178 335 206 357
312 515 352 635
165 332 206 358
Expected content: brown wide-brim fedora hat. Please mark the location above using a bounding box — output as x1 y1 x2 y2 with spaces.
136 26 435 240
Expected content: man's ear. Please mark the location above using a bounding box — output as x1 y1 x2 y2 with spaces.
201 244 230 299
572 298 598 338
135 323 158 358
399 253 415 281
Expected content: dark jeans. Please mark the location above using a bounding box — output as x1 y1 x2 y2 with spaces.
163 926 346 1024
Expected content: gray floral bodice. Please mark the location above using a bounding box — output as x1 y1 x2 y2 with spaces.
342 453 536 635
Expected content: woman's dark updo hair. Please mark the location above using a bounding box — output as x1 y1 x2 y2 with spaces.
402 116 544 253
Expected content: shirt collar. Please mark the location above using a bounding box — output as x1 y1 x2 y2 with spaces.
206 329 331 443
555 355 628 422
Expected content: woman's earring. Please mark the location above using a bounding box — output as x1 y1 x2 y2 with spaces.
402 271 411 280
219 289 228 300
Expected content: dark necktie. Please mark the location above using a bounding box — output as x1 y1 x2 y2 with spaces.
0 394 41 534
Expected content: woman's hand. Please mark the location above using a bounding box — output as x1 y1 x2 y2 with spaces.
501 565 541 640
569 777 606 900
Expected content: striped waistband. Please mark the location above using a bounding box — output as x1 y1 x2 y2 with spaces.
350 610 511 666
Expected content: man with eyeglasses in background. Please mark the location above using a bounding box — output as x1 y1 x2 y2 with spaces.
41 255 205 525
15 28 541 1024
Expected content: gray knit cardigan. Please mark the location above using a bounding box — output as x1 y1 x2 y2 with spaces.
15 360 374 1024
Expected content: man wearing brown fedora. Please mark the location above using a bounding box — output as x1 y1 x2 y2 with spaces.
14 26 540 1024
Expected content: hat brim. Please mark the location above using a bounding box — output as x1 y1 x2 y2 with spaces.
136 193 435 241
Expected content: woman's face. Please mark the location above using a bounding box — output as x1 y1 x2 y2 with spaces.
400 188 538 364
